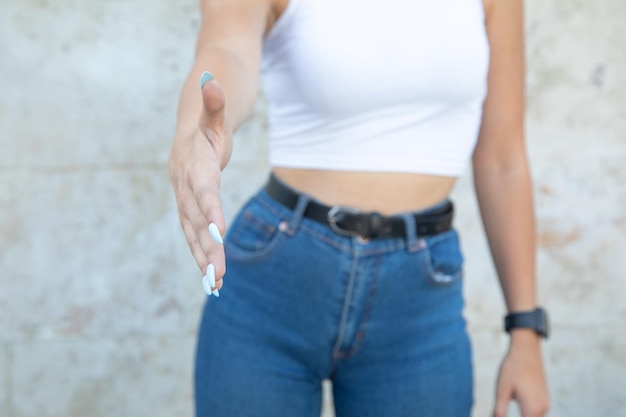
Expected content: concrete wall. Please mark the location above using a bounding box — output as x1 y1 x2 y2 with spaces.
0 0 624 416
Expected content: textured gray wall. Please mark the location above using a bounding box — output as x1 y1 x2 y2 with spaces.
0 0 624 416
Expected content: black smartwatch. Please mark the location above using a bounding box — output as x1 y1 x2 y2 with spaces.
504 307 549 339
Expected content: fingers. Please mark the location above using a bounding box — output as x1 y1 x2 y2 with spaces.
180 190 216 261
186 169 227 272
493 392 511 417
181 210 226 294
493 374 513 417
497 339 550 417
517 384 550 417
181 217 208 272
519 401 550 417
491 339 550 417
178 184 226 295
208 223 224 244
202 263 220 297
170 71 230 297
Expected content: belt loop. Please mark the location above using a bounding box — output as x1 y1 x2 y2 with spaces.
286 193 311 236
400 213 421 253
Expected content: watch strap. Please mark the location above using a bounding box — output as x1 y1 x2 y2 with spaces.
504 307 549 338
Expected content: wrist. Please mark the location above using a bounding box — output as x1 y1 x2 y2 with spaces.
504 307 549 339
509 328 541 345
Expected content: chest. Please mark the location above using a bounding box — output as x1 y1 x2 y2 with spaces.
264 0 490 117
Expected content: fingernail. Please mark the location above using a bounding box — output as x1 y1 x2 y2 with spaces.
202 274 213 296
200 71 214 89
208 223 224 245
212 289 220 297
207 263 216 288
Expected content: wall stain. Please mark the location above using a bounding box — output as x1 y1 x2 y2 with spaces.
538 226 581 248
60 306 95 335
538 185 553 196
154 298 179 318
590 65 605 88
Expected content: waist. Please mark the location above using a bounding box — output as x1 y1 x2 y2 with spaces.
272 167 457 215
264 174 455 240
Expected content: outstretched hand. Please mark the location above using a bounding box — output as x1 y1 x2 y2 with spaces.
168 72 232 297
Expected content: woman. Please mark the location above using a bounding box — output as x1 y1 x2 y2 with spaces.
168 0 549 416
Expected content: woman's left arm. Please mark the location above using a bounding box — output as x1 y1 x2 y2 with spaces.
473 0 549 416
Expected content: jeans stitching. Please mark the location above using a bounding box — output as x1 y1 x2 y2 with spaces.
299 224 353 252
225 232 287 263
334 254 380 360
331 250 361 362
255 193 291 219
421 240 464 286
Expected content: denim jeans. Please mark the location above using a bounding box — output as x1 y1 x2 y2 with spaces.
195 184 473 417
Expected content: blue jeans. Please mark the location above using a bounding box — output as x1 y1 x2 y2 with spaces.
195 184 473 417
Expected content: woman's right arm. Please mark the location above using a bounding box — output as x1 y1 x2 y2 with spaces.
168 0 278 292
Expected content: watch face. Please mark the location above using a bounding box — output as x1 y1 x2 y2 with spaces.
504 308 550 338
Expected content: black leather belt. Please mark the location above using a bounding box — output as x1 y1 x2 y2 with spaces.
264 175 454 239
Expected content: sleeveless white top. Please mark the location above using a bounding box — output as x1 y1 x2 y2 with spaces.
261 0 490 177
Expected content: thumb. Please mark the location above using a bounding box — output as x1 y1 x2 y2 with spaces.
199 71 227 134
493 379 513 417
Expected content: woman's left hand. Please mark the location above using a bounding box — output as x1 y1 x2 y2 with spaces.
493 329 550 417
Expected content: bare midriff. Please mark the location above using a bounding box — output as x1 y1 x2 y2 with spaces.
272 167 459 215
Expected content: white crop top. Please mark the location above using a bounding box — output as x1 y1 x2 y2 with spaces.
261 0 490 177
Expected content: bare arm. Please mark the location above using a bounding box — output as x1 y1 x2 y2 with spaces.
174 0 278 165
474 0 534 315
474 0 549 416
168 0 278 291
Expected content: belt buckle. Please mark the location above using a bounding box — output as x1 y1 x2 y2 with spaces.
327 206 362 237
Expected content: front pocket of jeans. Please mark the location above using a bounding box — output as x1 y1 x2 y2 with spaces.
225 199 286 263
420 229 464 286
